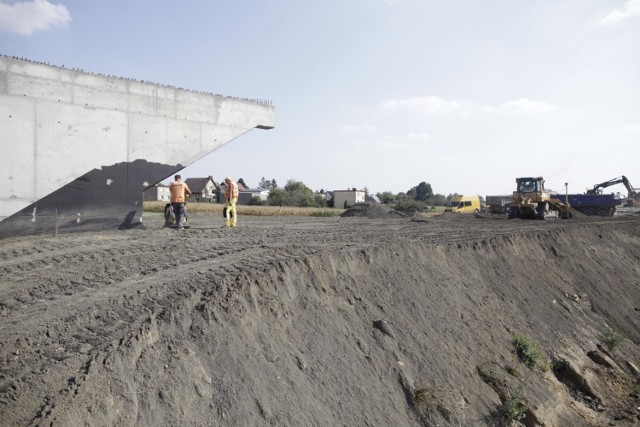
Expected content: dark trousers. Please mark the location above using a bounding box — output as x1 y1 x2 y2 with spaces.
171 203 186 226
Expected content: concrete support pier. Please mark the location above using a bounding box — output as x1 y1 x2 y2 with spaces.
0 55 274 238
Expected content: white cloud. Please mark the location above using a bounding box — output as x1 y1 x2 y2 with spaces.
407 132 431 140
0 0 71 36
350 135 410 151
358 0 400 5
380 96 472 115
597 0 640 26
620 122 640 132
482 98 558 115
340 123 377 132
381 95 556 116
598 122 640 139
432 151 474 162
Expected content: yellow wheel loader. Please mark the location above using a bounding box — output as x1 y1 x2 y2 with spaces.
505 177 570 220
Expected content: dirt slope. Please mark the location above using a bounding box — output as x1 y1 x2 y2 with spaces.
1 213 639 426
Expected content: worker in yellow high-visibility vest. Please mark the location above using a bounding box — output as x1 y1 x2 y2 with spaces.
224 176 239 227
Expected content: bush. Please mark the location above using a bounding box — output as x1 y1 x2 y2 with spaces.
267 180 316 207
601 330 625 350
250 196 263 206
411 386 465 426
394 197 428 212
501 388 527 422
513 335 548 371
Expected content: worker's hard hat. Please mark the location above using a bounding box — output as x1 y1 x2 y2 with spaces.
225 176 232 182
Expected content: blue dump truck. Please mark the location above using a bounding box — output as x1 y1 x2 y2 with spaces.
551 192 621 217
555 175 639 216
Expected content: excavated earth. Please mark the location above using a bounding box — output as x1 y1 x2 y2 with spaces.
1 209 639 426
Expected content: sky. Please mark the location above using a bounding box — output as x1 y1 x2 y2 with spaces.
1 0 639 197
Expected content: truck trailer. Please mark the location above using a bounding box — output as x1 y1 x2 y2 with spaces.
552 193 621 217
485 195 511 214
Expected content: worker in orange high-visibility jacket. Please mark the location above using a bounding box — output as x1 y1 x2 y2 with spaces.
224 176 239 227
169 174 191 229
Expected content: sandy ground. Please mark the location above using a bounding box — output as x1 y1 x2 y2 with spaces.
1 210 639 426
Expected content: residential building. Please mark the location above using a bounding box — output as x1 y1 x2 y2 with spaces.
333 188 366 209
143 183 171 201
366 193 381 204
238 188 270 205
184 176 218 202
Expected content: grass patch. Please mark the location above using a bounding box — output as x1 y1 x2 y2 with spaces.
411 386 465 425
476 365 508 400
506 364 521 378
601 330 625 350
310 209 343 217
500 388 527 423
513 335 548 371
143 201 345 217
476 366 499 386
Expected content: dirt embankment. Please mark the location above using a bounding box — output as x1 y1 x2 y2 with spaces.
1 212 639 426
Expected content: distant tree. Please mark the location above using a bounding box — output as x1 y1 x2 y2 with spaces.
406 186 417 199
284 179 315 207
259 177 270 189
429 194 447 206
259 177 278 190
415 182 433 201
377 191 396 204
267 188 286 206
214 188 222 203
237 178 247 187
394 194 420 212
314 193 327 208
267 179 315 207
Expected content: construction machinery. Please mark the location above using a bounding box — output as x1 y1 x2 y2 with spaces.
586 176 639 207
485 195 512 214
505 177 570 219
163 203 190 229
553 192 621 217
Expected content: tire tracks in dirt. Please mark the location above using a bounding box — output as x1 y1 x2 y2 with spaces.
1 214 639 425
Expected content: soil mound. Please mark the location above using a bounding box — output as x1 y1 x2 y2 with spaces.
568 206 592 221
1 216 639 426
341 202 395 218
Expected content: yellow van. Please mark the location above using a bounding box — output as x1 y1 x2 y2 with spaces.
444 194 481 213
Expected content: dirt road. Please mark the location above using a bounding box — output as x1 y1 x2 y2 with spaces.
1 212 639 426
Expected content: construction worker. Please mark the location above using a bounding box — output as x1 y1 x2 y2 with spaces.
224 176 238 227
169 174 191 229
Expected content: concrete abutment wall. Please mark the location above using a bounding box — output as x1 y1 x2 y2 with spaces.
0 55 274 238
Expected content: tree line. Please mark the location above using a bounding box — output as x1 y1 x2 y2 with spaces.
239 177 456 210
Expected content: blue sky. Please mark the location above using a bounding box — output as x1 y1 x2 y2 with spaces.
1 0 639 196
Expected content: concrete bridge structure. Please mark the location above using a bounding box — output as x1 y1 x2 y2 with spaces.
0 55 275 238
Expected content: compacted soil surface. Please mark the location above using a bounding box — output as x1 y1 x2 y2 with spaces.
1 209 639 426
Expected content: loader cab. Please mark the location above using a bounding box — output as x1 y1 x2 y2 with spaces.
513 177 550 203
516 177 543 193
